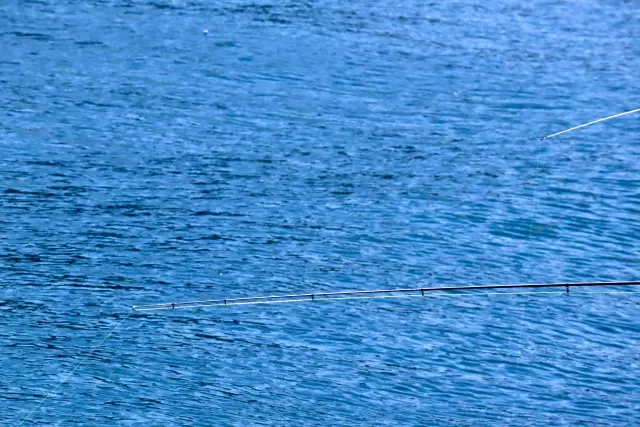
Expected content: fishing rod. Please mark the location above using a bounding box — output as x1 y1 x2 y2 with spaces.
540 107 640 140
132 280 640 311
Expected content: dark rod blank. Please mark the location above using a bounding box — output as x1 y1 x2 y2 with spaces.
132 280 640 311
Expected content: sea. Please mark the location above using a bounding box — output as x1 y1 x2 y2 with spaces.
2 0 639 425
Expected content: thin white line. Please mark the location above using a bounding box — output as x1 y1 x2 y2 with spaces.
16 311 132 427
540 108 640 140
514 137 545 420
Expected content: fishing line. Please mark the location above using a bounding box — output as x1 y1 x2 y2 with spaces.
512 132 544 421
540 107 640 140
16 311 133 427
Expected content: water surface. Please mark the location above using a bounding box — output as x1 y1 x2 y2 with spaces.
2 0 640 425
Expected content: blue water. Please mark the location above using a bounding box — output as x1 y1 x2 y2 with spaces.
2 0 640 425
